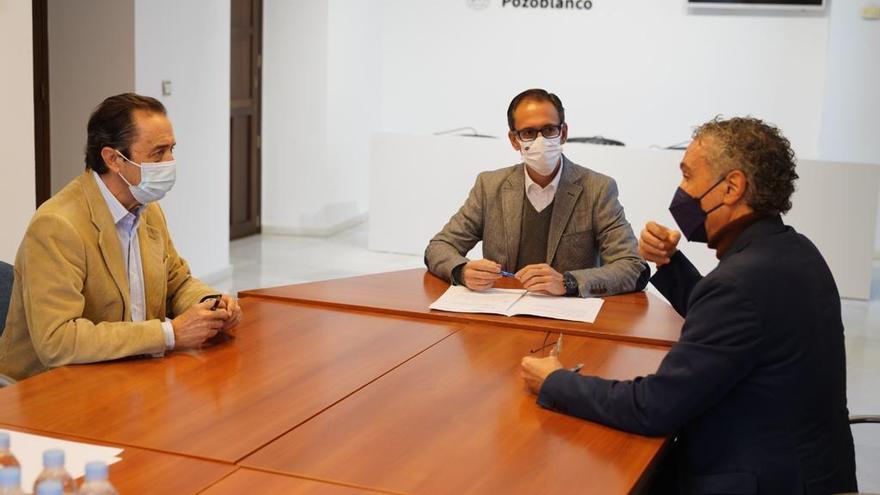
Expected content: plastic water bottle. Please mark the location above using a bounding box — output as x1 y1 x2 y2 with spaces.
33 449 76 494
77 462 117 495
36 480 63 495
0 467 23 495
0 434 19 469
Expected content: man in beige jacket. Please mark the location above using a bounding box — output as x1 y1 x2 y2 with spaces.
0 93 241 380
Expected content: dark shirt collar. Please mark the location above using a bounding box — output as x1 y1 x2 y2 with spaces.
708 212 773 260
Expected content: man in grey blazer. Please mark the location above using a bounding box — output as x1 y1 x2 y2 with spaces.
425 89 648 297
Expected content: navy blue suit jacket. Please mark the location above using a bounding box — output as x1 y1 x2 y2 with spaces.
538 216 857 494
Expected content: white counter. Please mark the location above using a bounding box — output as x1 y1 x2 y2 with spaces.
369 133 879 299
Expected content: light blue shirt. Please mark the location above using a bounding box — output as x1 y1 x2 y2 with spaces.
92 172 175 351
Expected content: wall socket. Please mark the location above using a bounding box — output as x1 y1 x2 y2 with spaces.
862 4 880 19
162 80 173 96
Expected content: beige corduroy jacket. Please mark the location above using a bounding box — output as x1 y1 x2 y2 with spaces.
0 172 215 380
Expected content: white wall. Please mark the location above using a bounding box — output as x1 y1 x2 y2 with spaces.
375 0 829 158
817 0 880 251
0 0 36 262
48 0 135 194
261 0 838 238
819 0 880 165
325 0 380 225
263 0 331 234
262 0 377 235
134 0 232 281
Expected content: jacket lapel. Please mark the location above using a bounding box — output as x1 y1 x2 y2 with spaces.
501 166 525 271
81 172 131 320
546 157 583 263
138 215 165 321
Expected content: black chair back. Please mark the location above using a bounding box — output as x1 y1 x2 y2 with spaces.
0 260 12 337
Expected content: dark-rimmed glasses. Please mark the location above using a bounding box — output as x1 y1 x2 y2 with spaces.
513 124 563 143
529 331 562 357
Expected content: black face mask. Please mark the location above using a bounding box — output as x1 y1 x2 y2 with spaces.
668 177 727 243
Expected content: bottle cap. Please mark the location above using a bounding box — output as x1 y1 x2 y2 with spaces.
85 460 108 481
43 449 65 468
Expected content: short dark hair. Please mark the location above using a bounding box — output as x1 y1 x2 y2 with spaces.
506 89 565 131
694 116 799 215
85 93 167 174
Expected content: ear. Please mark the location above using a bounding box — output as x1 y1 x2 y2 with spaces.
560 123 568 145
723 169 748 205
508 131 521 152
101 147 123 174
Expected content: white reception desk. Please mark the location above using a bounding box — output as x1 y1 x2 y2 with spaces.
369 132 880 300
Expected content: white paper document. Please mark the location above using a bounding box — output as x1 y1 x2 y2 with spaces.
429 286 604 323
0 429 123 489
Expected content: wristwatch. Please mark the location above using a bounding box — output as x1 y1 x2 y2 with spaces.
563 272 579 297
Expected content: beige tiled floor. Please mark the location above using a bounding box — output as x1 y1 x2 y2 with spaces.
222 222 880 492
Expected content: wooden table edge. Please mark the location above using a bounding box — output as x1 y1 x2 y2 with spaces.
237 292 676 347
223 466 408 495
628 435 674 494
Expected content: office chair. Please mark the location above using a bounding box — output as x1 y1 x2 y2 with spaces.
851 415 880 425
0 260 12 338
567 136 625 146
849 415 880 493
0 260 15 388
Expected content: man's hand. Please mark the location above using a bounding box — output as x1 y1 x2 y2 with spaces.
639 221 682 267
462 259 502 291
216 295 243 331
521 355 563 395
170 301 228 349
516 263 565 295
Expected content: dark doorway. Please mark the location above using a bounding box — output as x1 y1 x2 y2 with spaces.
33 0 51 207
229 0 263 239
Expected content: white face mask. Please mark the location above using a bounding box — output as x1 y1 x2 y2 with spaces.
519 135 562 177
115 150 177 204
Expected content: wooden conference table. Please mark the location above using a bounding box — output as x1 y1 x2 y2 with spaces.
240 268 684 346
0 269 684 494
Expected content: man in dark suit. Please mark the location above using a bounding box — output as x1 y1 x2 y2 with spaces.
521 117 858 494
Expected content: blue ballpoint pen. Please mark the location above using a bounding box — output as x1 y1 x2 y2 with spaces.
500 271 515 277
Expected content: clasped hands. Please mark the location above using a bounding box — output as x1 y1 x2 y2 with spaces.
170 295 242 349
461 259 565 295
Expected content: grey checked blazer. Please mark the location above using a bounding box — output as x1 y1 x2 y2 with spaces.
424 156 648 296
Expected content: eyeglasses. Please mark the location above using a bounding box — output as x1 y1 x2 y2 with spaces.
529 332 562 357
513 124 563 143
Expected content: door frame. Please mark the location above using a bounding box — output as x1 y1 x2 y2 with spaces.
33 0 51 207
229 0 263 240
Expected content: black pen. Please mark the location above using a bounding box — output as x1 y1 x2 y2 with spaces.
200 294 222 311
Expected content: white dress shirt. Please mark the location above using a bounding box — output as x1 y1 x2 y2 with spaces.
524 159 563 213
92 171 175 351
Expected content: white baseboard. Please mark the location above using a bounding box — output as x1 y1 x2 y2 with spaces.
262 212 369 238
